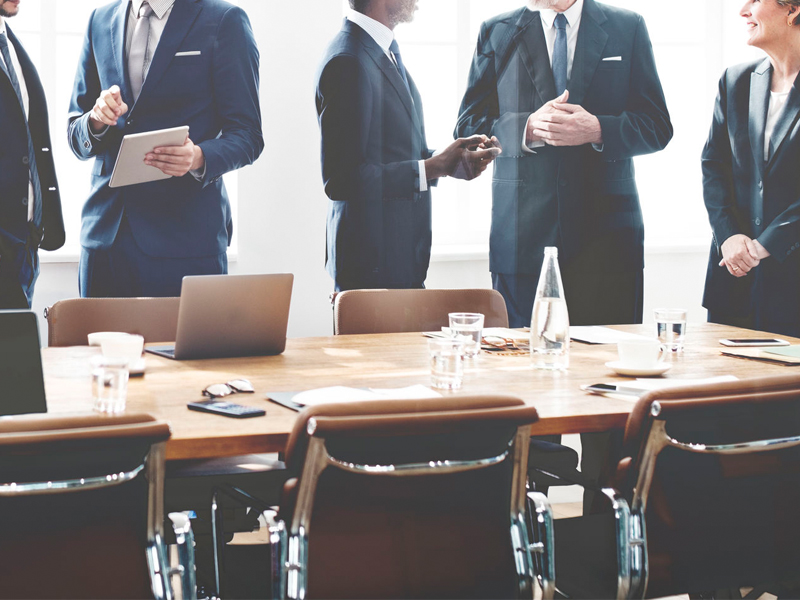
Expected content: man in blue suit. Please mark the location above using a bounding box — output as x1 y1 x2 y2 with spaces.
68 0 263 298
0 0 65 309
317 0 500 292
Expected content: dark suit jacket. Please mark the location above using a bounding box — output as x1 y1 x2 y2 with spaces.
67 0 263 259
456 1 672 277
702 59 800 336
0 25 64 305
316 19 434 290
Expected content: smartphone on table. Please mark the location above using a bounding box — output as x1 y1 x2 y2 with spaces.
719 338 789 347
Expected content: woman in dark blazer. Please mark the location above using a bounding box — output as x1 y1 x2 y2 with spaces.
702 0 800 337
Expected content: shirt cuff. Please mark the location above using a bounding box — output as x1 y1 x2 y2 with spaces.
522 115 543 154
190 163 207 182
592 143 605 153
89 121 109 140
418 160 428 193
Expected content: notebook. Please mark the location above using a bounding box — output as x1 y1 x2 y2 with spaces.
0 311 47 416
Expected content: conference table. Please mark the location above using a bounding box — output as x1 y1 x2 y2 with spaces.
42 323 799 461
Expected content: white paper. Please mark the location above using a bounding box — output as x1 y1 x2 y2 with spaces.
570 326 651 345
292 385 441 407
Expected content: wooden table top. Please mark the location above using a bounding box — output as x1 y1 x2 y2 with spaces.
42 323 799 460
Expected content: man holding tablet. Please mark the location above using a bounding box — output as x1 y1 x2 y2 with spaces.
67 0 263 297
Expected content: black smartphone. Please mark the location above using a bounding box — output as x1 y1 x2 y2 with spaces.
580 383 641 397
719 338 789 347
187 399 266 419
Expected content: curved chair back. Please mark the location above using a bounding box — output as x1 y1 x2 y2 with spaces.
614 375 800 598
46 297 180 346
273 395 541 599
0 412 194 599
333 288 509 335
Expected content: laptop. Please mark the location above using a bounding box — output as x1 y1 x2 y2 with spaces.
146 273 294 360
0 311 47 416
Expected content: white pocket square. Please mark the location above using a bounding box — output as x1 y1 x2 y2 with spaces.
175 50 201 57
602 56 622 61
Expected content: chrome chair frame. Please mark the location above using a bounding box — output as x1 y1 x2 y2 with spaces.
265 423 551 600
0 441 196 600
603 401 800 600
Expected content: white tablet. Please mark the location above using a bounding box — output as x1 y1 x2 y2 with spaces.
108 125 190 188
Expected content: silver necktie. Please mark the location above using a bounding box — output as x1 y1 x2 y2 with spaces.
128 2 154 102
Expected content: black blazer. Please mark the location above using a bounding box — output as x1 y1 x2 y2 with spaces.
702 59 800 336
0 26 64 266
316 19 434 290
455 0 671 276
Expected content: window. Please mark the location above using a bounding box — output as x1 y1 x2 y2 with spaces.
389 0 766 254
9 0 239 260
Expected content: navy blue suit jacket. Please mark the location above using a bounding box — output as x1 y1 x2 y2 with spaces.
316 19 434 290
0 25 64 306
702 59 800 336
456 1 672 277
67 0 263 259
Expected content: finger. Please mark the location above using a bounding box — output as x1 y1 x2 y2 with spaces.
101 89 123 115
552 102 582 114
146 152 188 165
490 136 502 150
145 159 186 176
93 102 119 126
459 134 489 148
744 238 760 261
151 145 191 157
468 147 500 161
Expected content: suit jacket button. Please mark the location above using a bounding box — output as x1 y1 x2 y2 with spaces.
755 218 762 226
21 197 28 206
22 156 29 165
126 119 133 126
758 180 763 190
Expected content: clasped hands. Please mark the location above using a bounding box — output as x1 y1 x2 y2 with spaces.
720 234 770 278
426 134 502 181
88 85 205 177
526 90 603 147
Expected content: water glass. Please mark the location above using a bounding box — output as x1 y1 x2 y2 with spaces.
448 312 484 358
429 338 465 390
92 356 130 414
654 308 687 352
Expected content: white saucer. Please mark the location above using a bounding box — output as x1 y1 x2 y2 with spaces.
605 361 671 377
129 358 146 376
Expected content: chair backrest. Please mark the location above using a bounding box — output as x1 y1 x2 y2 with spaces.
615 375 800 598
46 297 180 346
277 395 539 599
0 412 174 599
333 288 509 335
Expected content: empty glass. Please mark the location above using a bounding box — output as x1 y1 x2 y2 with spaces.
92 356 129 414
429 338 466 390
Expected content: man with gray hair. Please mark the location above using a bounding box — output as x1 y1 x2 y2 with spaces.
457 0 672 510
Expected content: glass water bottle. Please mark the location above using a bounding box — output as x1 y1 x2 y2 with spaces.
530 247 570 370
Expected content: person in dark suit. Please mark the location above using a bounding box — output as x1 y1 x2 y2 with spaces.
68 0 263 298
0 0 65 309
316 0 500 292
703 0 800 338
456 0 672 329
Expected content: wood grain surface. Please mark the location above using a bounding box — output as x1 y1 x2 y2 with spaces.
42 324 799 460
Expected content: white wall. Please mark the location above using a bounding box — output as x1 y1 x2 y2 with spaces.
33 0 709 345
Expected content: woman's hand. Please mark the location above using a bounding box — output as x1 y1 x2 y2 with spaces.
719 234 761 277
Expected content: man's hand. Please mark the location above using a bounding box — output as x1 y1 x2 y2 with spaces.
719 234 761 277
89 85 128 133
145 138 205 178
530 91 603 147
526 90 569 146
426 134 501 181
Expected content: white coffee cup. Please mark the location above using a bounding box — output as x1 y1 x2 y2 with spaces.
100 334 144 366
617 338 665 368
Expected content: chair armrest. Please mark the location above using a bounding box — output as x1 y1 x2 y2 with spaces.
527 491 555 600
168 512 197 600
265 509 288 600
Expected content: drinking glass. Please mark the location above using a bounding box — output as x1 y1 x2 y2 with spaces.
92 356 129 414
448 312 484 358
429 338 466 390
654 308 687 352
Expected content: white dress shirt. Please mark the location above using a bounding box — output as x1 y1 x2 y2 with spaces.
346 10 428 192
765 90 790 161
0 17 35 222
523 0 585 153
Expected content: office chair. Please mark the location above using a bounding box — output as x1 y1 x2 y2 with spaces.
0 412 195 599
215 394 552 599
540 374 800 599
332 288 510 335
45 297 181 346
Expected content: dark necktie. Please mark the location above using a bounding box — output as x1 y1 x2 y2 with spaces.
0 31 41 227
389 39 412 97
552 13 568 96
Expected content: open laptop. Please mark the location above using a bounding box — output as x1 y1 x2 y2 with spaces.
0 311 47 416
146 273 293 360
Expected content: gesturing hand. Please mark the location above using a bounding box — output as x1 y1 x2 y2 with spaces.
427 134 502 181
145 137 206 178
530 91 603 147
89 85 128 133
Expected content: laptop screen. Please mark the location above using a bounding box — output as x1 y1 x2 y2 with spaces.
0 311 47 416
